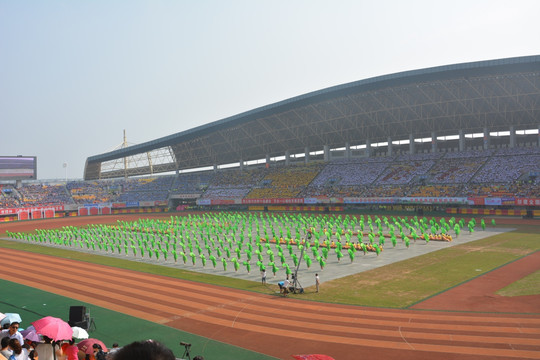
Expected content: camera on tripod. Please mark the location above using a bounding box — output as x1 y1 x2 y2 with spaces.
180 341 192 359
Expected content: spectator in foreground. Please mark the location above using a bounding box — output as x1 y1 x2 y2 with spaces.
7 338 29 360
105 343 121 359
0 323 24 348
34 336 60 360
109 340 175 360
1 337 12 359
27 350 37 360
60 339 78 360
92 344 107 360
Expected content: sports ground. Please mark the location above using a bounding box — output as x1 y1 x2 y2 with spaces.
1 212 539 360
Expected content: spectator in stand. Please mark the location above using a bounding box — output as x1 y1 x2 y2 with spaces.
17 184 73 207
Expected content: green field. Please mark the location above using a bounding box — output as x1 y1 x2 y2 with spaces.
315 226 540 307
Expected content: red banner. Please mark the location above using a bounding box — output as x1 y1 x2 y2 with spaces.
468 197 486 206
139 201 155 207
242 198 304 205
515 198 540 206
0 205 64 216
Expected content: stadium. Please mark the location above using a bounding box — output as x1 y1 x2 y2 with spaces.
1 56 540 360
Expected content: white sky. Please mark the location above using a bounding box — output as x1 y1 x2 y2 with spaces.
1 0 539 180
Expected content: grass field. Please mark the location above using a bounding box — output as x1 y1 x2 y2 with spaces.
315 225 540 307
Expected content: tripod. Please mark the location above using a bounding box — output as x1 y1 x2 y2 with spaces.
85 309 97 332
87 317 96 332
180 342 191 360
291 272 303 294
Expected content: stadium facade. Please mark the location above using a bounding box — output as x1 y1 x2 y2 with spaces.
84 55 540 180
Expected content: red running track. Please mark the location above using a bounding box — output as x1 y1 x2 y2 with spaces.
0 247 539 360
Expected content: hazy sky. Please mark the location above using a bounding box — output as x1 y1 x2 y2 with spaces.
2 1 539 180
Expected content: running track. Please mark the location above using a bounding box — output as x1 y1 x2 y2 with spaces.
1 248 540 360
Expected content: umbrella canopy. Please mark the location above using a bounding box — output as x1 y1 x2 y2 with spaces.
0 313 22 327
71 326 89 339
0 313 5 322
292 355 336 360
77 338 108 354
32 316 72 341
21 326 41 343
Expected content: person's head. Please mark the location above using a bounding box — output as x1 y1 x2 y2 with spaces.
316 273 318 276
8 322 20 335
8 338 22 355
193 356 204 360
112 340 175 360
1 336 9 349
111 343 119 348
42 335 53 344
92 344 102 352
29 349 38 360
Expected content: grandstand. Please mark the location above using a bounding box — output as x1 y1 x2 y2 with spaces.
83 55 540 180
1 145 539 219
1 55 540 220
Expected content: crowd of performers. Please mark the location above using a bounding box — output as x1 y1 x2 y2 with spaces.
5 213 490 275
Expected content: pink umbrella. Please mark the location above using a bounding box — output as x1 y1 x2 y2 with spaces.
32 316 73 341
77 338 108 354
292 355 336 360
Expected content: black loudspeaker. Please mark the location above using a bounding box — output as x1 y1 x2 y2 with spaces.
69 306 87 328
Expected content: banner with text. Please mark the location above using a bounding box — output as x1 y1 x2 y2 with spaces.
0 205 64 216
242 198 304 205
515 198 540 206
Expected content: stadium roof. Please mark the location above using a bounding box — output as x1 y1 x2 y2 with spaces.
84 55 540 180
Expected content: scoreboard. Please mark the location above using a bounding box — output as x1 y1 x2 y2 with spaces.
0 156 37 180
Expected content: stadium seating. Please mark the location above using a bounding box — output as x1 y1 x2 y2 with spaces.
1 146 539 210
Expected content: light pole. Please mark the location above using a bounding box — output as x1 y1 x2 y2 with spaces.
63 162 68 182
